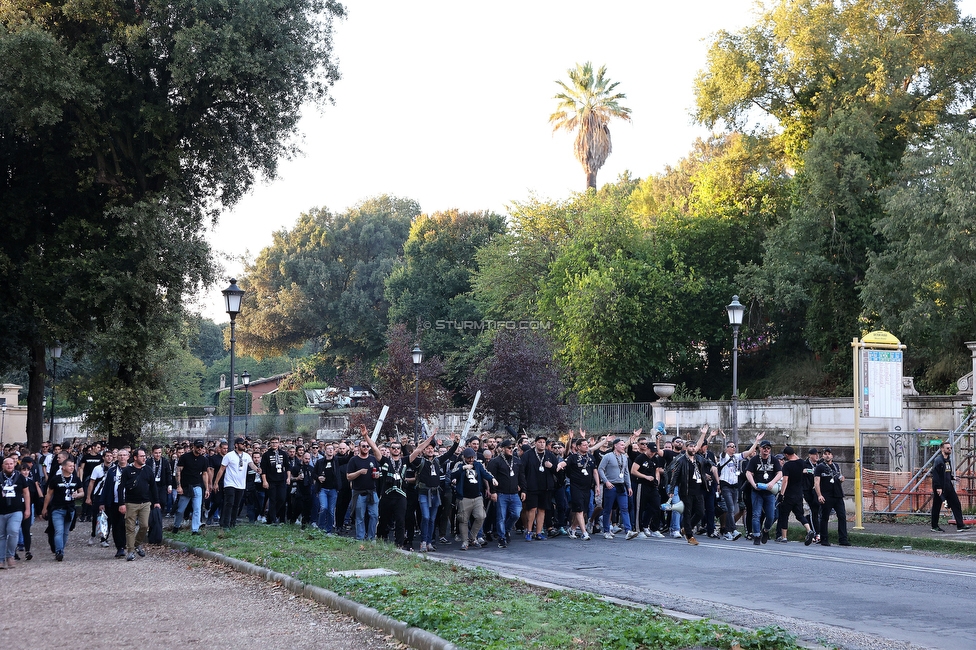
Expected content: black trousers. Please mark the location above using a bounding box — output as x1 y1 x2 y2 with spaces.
221 487 245 529
803 490 820 535
932 486 965 529
777 497 808 532
337 485 353 527
266 482 287 524
820 495 848 544
377 491 406 546
633 482 660 530
107 503 126 551
680 491 705 539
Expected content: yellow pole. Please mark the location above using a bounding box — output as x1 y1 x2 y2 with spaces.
852 337 863 530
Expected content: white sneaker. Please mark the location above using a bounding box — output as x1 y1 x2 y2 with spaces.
650 530 665 538
582 532 591 541
723 532 735 541
419 542 427 552
732 530 742 540
100 540 110 547
88 536 96 546
604 532 615 540
670 531 682 539
642 527 652 536
639 531 650 539
625 530 640 540
611 525 622 534
568 530 578 539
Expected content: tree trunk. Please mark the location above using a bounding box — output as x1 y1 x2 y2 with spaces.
586 170 597 189
26 342 47 451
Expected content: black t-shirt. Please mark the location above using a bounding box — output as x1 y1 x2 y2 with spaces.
1 471 29 514
209 454 224 485
814 461 843 498
631 452 657 486
801 459 817 492
378 457 407 495
412 455 444 489
457 462 484 499
177 451 210 489
746 454 782 491
315 457 340 490
346 454 379 492
261 449 289 483
80 453 103 480
47 471 83 510
565 453 595 490
781 459 806 502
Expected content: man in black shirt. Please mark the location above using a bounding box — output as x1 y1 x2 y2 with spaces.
377 441 409 549
2 456 31 568
931 441 971 532
410 430 458 551
173 440 211 535
629 438 662 538
147 445 173 516
802 448 821 542
41 458 83 561
488 438 522 548
346 428 382 541
565 438 598 541
120 448 161 561
314 443 341 533
261 437 290 525
775 446 816 545
746 440 782 545
814 448 849 546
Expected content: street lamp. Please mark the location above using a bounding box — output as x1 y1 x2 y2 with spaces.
726 296 745 445
0 404 6 448
48 341 62 443
222 279 245 443
412 345 423 445
241 370 251 439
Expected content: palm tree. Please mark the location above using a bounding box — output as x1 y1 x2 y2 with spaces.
549 62 632 190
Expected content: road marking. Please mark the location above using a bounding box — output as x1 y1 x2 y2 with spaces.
708 542 976 578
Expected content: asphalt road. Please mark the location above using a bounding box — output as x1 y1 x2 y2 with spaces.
431 532 975 650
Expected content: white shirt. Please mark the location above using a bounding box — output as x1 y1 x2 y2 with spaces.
220 450 250 490
718 452 745 485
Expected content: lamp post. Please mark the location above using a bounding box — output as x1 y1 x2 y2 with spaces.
48 341 62 443
241 370 251 440
726 296 745 445
222 279 244 443
411 345 423 445
0 404 6 448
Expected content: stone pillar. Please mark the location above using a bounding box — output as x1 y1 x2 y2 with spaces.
966 342 976 405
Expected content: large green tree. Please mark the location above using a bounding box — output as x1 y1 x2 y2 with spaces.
385 209 506 392
0 0 344 446
237 195 417 362
861 127 976 390
550 62 632 189
695 0 976 390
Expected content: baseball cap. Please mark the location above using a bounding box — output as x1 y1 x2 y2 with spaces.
534 435 548 442
193 439 205 447
498 439 514 449
807 448 819 455
821 447 832 454
759 440 772 448
234 437 246 445
462 448 477 458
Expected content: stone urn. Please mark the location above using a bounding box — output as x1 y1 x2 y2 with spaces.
653 382 676 402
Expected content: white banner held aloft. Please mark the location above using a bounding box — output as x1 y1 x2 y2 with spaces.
459 390 481 441
371 405 389 442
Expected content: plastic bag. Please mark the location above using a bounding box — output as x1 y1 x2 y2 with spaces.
97 511 109 539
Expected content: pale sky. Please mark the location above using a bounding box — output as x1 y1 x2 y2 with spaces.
194 0 976 322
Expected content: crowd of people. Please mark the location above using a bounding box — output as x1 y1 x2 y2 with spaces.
8 419 936 569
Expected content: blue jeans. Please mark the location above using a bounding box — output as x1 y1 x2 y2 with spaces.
751 489 777 534
418 490 441 545
174 485 203 532
668 492 682 533
602 484 633 533
720 483 740 533
354 492 378 540
317 488 338 532
51 509 72 554
2 510 24 560
495 492 522 541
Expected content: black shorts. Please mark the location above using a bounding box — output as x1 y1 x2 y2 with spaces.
569 486 590 513
524 490 551 511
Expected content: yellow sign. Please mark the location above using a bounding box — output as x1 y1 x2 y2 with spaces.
861 330 901 346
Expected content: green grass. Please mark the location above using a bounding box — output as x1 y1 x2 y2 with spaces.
783 524 976 556
173 524 799 650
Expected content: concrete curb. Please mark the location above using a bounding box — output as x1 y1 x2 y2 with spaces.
164 538 462 650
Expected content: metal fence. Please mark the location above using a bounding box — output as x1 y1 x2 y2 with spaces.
860 412 976 514
576 403 656 435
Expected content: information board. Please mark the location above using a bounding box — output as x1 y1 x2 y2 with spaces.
861 349 903 418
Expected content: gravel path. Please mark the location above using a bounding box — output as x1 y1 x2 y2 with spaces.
0 525 404 650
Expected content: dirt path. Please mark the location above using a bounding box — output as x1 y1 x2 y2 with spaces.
0 524 403 650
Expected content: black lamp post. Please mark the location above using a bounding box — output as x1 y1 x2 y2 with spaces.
222 279 244 443
241 370 251 440
0 403 7 448
726 296 745 445
48 341 62 443
412 345 423 445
